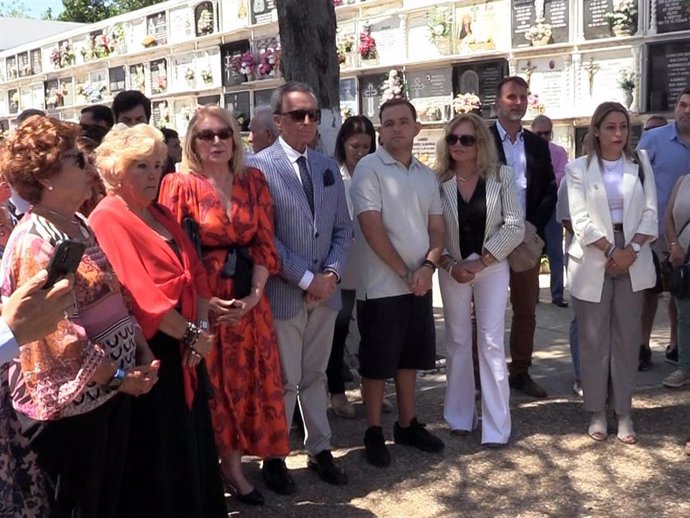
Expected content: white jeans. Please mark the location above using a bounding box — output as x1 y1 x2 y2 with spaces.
439 258 511 444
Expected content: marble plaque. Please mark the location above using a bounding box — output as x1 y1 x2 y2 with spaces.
512 0 570 48
151 59 168 95
583 0 614 40
412 128 444 168
339 78 359 119
453 59 508 119
367 16 403 66
129 18 147 52
129 63 147 92
456 0 509 55
251 0 276 25
44 79 60 110
406 12 449 61
172 53 197 92
577 55 634 114
407 68 452 123
31 84 44 110
109 66 127 95
8 88 18 114
173 98 196 134
657 0 690 34
6 56 17 80
225 91 251 130
197 94 221 106
17 52 30 77
168 6 194 44
62 78 74 107
221 0 248 32
221 41 250 86
254 89 275 108
146 12 168 46
30 49 42 76
359 73 385 124
195 48 221 89
648 42 690 111
152 100 171 129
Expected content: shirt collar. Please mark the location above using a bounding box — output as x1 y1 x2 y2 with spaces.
496 121 524 143
279 136 309 164
377 146 423 170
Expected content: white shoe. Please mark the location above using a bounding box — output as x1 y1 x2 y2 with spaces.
663 369 690 389
330 393 355 418
572 381 583 397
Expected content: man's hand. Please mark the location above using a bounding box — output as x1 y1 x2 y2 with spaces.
409 267 433 296
4 270 75 345
306 272 337 301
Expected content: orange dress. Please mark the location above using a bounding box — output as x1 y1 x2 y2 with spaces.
159 168 289 458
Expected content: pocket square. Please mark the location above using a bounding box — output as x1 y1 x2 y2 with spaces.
323 169 335 187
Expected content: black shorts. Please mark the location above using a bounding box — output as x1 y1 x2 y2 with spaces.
357 292 436 380
647 250 664 294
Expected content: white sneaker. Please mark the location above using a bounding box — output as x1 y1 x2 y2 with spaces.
572 381 583 397
330 393 355 418
663 369 690 389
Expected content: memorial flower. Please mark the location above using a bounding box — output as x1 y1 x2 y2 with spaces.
239 51 255 76
381 69 406 101
21 64 32 76
617 70 636 93
10 92 19 107
50 44 75 68
336 34 355 64
453 92 482 114
45 87 64 108
201 67 213 84
426 6 451 45
78 83 107 103
525 22 552 43
184 68 195 82
197 7 214 35
93 33 115 58
604 0 638 33
358 24 377 60
142 34 157 48
258 47 278 76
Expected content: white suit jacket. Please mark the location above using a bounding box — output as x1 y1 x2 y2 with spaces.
565 151 658 303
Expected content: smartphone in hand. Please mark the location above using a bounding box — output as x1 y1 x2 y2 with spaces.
44 240 86 288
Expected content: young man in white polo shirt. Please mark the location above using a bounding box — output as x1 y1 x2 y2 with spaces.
351 99 446 467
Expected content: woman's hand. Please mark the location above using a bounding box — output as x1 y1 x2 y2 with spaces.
607 247 635 273
451 264 475 284
215 293 260 324
209 296 236 318
119 360 160 396
461 259 485 275
670 243 686 267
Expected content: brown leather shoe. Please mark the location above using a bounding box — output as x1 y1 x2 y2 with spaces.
509 373 547 398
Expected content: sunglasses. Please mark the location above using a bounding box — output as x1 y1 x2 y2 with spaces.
195 128 233 142
445 134 477 147
64 151 87 169
281 109 321 123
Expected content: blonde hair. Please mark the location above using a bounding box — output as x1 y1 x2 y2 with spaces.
181 105 245 176
587 101 634 167
94 123 167 193
434 113 498 183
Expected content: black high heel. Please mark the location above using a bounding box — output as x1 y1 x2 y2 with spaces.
222 473 265 506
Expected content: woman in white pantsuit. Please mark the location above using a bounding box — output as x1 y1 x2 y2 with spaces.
435 113 524 446
566 102 657 445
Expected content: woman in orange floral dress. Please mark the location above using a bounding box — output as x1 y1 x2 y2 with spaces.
158 105 288 506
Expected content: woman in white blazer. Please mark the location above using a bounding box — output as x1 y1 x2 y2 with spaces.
566 102 657 445
435 113 524 447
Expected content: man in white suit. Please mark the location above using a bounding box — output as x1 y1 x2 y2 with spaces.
249 82 351 492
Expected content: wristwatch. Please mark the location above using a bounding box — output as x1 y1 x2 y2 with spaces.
108 368 126 390
631 242 642 254
197 319 210 331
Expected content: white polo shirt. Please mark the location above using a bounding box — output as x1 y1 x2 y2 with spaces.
351 146 442 300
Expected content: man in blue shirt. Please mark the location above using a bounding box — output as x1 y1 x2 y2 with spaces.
0 270 74 364
637 88 690 370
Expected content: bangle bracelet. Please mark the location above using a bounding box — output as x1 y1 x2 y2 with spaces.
670 241 678 248
445 260 458 275
422 259 437 272
183 321 201 347
606 245 616 258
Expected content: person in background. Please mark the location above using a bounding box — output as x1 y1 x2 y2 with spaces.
160 128 182 175
112 90 151 127
15 109 45 125
80 105 115 130
77 128 108 217
637 106 684 371
90 123 225 517
566 102 657 445
435 113 524 447
327 115 377 419
159 106 290 506
352 99 446 468
0 115 158 517
490 76 557 399
248 105 280 154
532 114 569 308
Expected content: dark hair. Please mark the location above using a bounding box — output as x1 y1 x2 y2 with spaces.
334 115 377 165
16 108 46 124
160 127 179 143
495 76 529 99
80 123 109 146
81 104 114 128
270 81 318 115
112 90 151 122
644 115 668 131
676 88 690 105
378 98 417 123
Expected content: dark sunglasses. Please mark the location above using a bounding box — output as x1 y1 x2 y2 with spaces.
535 130 552 138
281 109 321 123
445 134 477 147
195 128 233 142
64 151 87 169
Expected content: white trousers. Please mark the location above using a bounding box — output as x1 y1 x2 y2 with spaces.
439 259 511 444
274 302 337 455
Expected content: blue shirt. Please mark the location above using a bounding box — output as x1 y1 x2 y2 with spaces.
0 317 19 365
637 123 690 238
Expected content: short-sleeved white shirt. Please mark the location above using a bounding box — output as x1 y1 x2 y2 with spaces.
351 146 443 300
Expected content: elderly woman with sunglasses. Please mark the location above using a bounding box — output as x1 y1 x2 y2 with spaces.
566 102 657 445
435 113 524 447
158 106 288 506
89 123 226 517
0 116 159 517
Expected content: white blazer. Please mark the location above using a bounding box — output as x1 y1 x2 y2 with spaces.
565 151 658 303
441 165 525 263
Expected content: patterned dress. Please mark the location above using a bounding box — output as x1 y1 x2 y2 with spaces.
159 168 289 458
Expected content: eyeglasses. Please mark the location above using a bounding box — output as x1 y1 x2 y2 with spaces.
195 128 233 142
445 134 477 147
535 130 552 138
63 151 87 169
280 109 321 123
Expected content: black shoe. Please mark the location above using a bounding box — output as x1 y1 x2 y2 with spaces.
235 488 265 506
393 418 445 453
364 426 391 467
638 345 652 371
261 458 296 495
666 345 679 366
552 298 569 308
307 450 348 485
509 373 547 398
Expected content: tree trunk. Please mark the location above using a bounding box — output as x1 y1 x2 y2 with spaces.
276 0 340 156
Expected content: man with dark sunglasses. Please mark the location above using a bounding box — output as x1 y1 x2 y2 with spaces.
490 77 557 399
249 82 351 493
531 115 569 309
